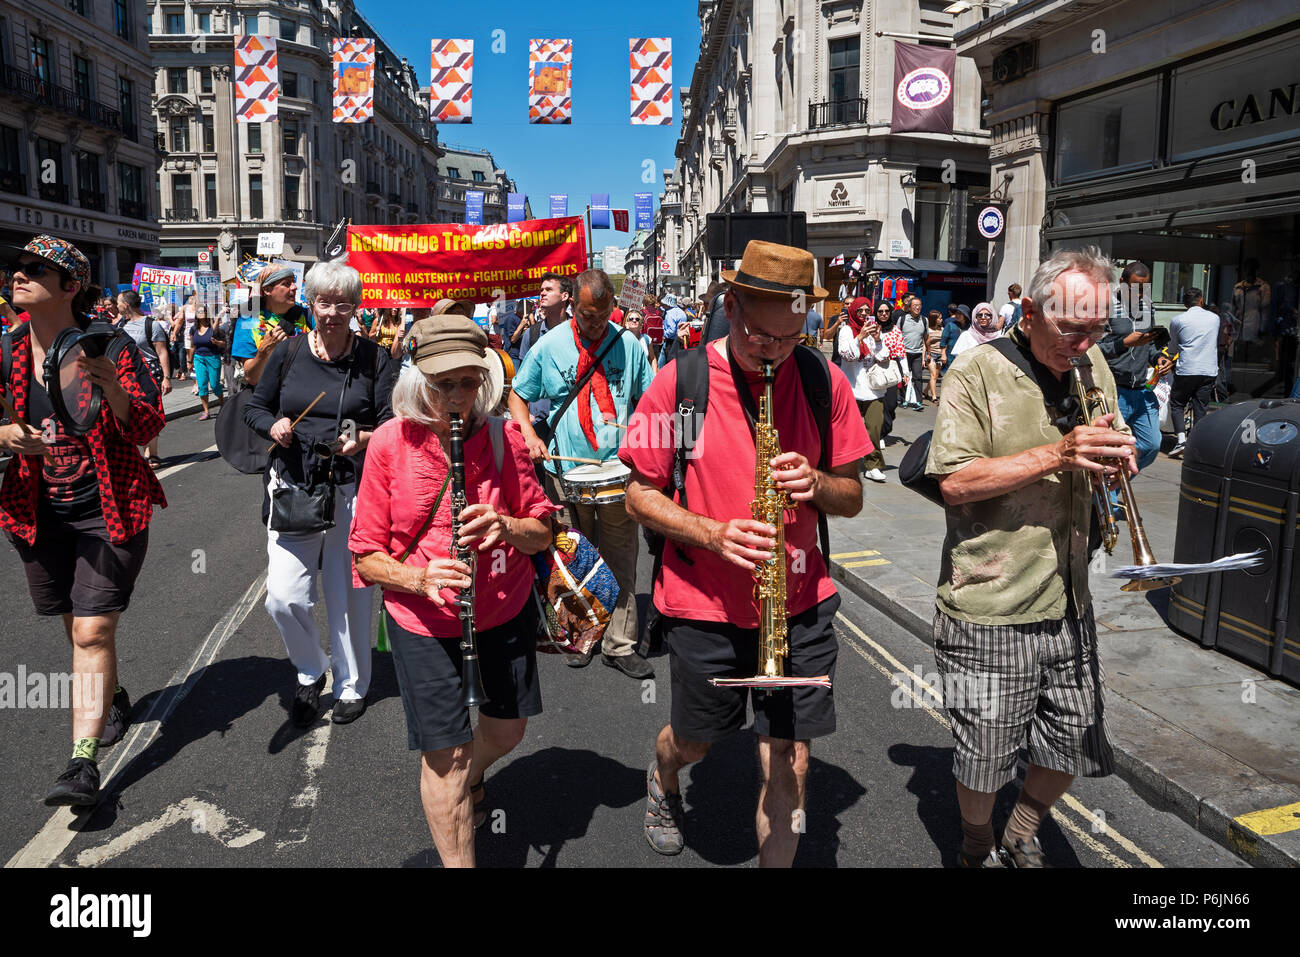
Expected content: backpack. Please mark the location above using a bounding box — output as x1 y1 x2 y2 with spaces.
639 343 835 653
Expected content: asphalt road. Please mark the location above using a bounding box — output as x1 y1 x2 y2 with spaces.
0 411 1245 868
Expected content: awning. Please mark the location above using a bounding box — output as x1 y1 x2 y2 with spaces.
872 258 986 275
158 246 213 258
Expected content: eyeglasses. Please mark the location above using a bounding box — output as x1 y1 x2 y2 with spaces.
314 299 357 316
12 259 66 281
739 315 804 347
430 374 484 394
1041 314 1110 346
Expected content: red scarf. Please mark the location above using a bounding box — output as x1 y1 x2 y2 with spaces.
573 321 617 449
846 297 871 336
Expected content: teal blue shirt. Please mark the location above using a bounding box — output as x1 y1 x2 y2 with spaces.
512 319 654 475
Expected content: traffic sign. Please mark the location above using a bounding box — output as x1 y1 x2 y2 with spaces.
197 250 211 264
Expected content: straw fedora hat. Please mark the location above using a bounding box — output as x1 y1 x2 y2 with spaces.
721 240 829 302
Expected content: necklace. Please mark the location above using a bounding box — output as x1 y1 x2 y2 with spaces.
312 328 352 362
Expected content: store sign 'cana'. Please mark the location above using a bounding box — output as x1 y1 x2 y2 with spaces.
234 35 279 123
529 39 572 124
630 38 672 126
430 39 473 124
332 38 375 124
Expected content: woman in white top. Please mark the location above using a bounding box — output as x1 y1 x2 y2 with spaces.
837 296 891 483
951 301 1004 359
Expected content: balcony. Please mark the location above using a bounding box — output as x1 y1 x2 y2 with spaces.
165 207 200 221
365 180 383 200
808 97 868 130
282 208 313 221
119 199 147 220
723 109 737 142
1 65 122 134
709 137 725 168
38 182 69 204
0 170 25 195
79 189 106 211
405 202 418 214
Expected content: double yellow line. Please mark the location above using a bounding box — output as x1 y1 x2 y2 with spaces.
833 613 1164 868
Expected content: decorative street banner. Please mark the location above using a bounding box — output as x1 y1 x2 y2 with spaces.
549 194 568 217
891 41 955 135
634 192 653 230
529 39 572 124
507 192 526 223
132 263 194 315
234 35 279 123
590 194 609 229
346 217 589 308
430 39 473 123
465 190 484 225
332 38 374 124
630 38 672 126
612 209 629 232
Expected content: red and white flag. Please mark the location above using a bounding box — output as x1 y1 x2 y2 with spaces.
612 209 629 232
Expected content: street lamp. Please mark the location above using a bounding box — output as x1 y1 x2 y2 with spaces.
942 0 1014 13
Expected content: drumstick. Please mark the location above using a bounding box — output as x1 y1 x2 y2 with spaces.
267 390 327 453
603 420 628 429
550 455 605 465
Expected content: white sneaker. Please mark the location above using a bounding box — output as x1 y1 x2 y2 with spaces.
865 468 886 483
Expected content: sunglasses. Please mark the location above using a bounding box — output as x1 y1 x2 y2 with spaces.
430 375 484 394
12 259 68 281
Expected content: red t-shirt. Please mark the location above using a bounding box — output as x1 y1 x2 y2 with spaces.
619 342 872 627
350 418 562 638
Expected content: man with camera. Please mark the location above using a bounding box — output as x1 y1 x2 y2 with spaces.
1098 262 1164 513
0 236 166 807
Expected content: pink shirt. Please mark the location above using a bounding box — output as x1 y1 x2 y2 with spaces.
618 344 871 628
350 417 562 638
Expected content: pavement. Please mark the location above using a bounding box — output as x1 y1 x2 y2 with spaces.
827 393 1300 868
159 376 214 421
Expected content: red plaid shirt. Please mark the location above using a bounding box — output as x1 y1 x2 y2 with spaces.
1 325 167 544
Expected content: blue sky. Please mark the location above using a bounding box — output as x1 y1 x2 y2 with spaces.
360 1 702 250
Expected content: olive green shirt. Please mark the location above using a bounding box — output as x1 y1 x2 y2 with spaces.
925 328 1128 625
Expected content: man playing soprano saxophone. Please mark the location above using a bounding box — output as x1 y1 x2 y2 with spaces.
621 241 871 865
926 248 1137 868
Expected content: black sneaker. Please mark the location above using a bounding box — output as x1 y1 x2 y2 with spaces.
565 644 598 668
99 686 131 748
44 758 100 807
291 674 327 727
602 652 655 680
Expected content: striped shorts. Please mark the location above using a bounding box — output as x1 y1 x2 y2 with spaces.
932 608 1115 793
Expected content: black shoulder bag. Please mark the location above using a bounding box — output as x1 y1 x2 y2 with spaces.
269 356 350 535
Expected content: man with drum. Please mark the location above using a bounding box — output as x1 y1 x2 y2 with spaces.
509 269 655 678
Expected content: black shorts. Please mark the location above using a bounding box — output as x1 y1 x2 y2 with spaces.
385 597 543 752
7 514 149 618
665 593 840 743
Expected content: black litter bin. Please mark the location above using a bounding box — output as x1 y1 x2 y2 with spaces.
1168 398 1300 686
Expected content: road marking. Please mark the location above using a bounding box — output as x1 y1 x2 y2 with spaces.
74 797 265 867
274 675 335 851
6 572 268 869
1233 800 1300 836
155 443 219 480
834 611 1162 869
841 559 891 568
831 550 880 560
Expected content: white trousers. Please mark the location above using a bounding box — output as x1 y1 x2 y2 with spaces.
265 482 373 701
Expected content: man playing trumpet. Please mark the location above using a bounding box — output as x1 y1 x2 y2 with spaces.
925 247 1136 868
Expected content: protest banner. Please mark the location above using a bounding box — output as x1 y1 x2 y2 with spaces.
346 217 588 308
132 263 195 315
618 278 647 313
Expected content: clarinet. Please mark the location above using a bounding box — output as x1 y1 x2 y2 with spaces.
449 413 487 708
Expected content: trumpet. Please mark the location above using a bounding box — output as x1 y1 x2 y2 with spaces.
1068 355 1180 593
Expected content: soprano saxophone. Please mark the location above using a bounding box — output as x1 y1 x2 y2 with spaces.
449 413 487 707
709 361 831 690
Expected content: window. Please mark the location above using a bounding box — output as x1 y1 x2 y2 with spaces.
171 174 193 213
197 12 210 32
114 0 131 39
282 71 298 98
167 68 187 94
249 174 263 218
283 123 299 155
1055 78 1160 183
76 150 101 194
68 0 87 16
913 183 952 261
828 36 860 120
199 68 212 94
1 126 22 175
471 170 486 182
279 18 296 41
167 13 186 33
36 138 64 202
446 167 460 179
201 114 214 152
118 76 135 127
204 172 217 217
284 174 300 211
31 37 51 82
118 162 144 212
73 57 92 101
247 124 261 153
169 119 189 152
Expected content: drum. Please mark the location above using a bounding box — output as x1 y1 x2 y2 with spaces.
559 461 631 505
480 346 515 415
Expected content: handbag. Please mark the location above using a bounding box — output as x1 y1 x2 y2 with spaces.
268 363 350 534
866 354 903 392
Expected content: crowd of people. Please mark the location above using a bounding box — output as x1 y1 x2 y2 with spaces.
0 231 1287 870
